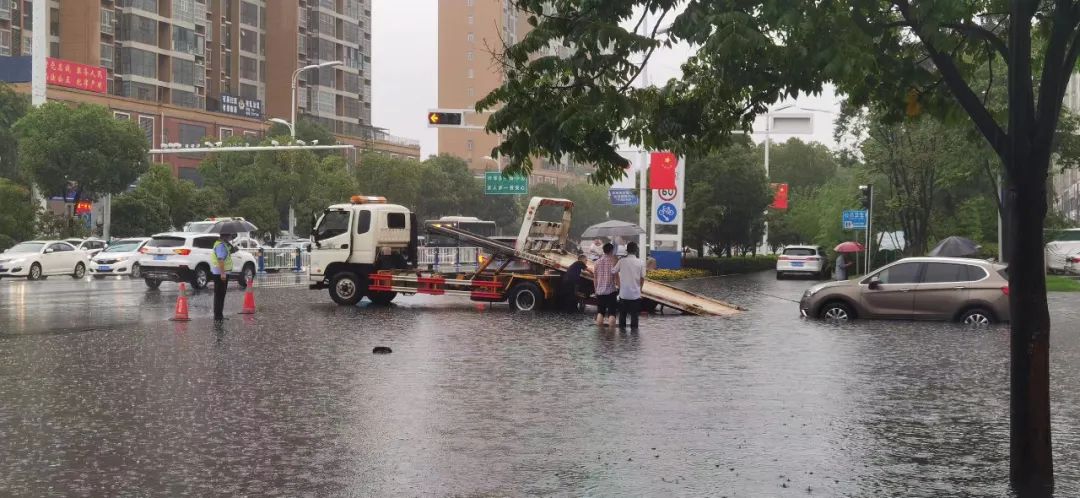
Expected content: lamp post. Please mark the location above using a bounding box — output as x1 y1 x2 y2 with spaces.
268 117 293 137
290 60 343 139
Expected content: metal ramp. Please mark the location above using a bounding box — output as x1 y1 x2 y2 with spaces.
425 224 741 317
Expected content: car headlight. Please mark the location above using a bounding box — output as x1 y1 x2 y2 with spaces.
7 258 26 265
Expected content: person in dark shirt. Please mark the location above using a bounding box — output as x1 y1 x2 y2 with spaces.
560 253 589 311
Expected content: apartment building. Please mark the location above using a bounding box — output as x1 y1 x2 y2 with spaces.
0 0 404 181
1055 72 1080 221
437 0 581 187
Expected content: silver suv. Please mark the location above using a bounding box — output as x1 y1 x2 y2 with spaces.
799 257 1010 324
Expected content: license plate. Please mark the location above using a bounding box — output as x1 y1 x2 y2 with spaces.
154 255 167 261
791 262 804 267
98 265 111 271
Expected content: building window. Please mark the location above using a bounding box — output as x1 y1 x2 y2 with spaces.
171 0 195 24
240 1 259 26
0 31 12 57
178 123 206 144
467 87 475 98
466 139 474 151
317 91 335 115
239 83 258 100
119 0 158 14
173 26 198 55
467 68 474 79
172 58 196 86
243 130 258 139
239 29 257 53
100 9 116 35
467 32 474 43
466 51 474 61
113 111 130 120
119 14 158 45
172 90 199 109
138 116 155 145
466 0 474 6
343 97 360 118
467 15 474 25
239 56 257 80
119 47 157 78
319 13 334 34
343 23 360 43
119 81 156 101
220 127 233 139
344 72 360 93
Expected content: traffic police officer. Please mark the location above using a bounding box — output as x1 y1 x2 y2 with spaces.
212 232 236 320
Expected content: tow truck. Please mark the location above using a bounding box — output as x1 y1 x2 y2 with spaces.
308 195 741 316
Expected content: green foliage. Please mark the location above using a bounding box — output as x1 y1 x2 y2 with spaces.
15 102 148 201
295 155 359 236
1046 275 1080 292
683 256 779 275
109 164 202 236
767 138 839 193
0 178 35 248
267 117 338 148
684 140 772 255
0 83 30 182
769 178 859 252
35 210 90 239
110 194 172 237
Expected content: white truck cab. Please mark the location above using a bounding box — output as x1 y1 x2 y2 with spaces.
308 196 418 303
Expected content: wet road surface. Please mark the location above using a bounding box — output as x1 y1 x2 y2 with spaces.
1 272 1078 496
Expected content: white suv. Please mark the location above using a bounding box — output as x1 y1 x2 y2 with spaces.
138 232 257 289
776 245 827 279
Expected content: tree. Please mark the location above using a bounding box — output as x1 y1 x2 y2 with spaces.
481 2 1078 489
766 138 839 193
684 141 772 256
110 164 201 236
15 102 148 205
268 117 339 149
110 194 171 237
0 178 36 250
295 155 358 236
0 83 30 182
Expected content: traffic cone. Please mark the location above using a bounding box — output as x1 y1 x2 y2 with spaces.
239 277 256 315
171 282 191 321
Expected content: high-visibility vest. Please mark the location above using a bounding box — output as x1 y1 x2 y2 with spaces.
211 240 234 272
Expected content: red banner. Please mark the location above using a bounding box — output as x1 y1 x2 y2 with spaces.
649 151 677 189
46 58 108 94
770 183 789 210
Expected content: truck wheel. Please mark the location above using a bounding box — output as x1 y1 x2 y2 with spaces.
144 278 162 289
508 282 543 311
330 272 364 306
368 291 397 305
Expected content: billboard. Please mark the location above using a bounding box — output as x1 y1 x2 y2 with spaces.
46 58 107 94
219 94 263 119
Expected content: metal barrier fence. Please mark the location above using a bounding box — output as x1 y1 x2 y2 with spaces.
252 248 311 273
251 272 310 288
417 246 480 271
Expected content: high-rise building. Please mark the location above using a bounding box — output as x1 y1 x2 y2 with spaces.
0 0 410 181
437 0 579 187
1054 73 1080 221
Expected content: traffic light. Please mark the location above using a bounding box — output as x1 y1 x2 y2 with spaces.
427 111 463 127
859 184 873 210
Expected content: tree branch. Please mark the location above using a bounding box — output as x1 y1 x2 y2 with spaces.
1035 1 1080 150
941 22 1010 64
617 7 671 92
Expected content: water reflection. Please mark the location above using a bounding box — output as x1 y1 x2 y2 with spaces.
0 274 1076 495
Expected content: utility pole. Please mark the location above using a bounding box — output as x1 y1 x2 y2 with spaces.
30 0 48 213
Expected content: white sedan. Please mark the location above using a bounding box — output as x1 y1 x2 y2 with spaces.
0 240 89 280
89 238 151 279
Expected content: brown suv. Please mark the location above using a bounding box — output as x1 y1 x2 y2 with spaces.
799 257 1010 324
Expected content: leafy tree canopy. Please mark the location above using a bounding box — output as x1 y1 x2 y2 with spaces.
15 102 148 202
0 83 30 183
0 178 35 249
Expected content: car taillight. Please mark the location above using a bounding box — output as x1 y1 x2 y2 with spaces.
808 256 820 261
173 248 191 256
778 256 790 260
1002 286 1010 296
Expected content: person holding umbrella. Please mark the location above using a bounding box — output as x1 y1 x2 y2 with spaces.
833 241 864 280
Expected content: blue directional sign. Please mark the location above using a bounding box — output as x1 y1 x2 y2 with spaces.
842 209 868 230
609 188 639 206
656 202 678 223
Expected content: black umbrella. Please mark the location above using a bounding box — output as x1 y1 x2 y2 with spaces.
928 236 980 257
208 220 258 235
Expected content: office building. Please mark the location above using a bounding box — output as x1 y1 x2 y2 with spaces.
437 0 580 187
0 0 414 181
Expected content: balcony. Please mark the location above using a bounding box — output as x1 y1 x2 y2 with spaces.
1 4 12 22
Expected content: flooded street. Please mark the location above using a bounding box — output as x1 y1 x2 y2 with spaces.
1 272 1078 496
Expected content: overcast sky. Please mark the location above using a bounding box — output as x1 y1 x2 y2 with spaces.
372 2 843 159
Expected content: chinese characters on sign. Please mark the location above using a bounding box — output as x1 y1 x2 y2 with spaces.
609 188 639 206
46 58 107 94
484 172 529 195
219 94 263 119
842 210 868 230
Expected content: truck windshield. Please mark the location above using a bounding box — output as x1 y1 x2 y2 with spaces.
314 210 350 241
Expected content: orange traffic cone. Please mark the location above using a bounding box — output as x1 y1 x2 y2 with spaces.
239 277 256 315
171 282 191 321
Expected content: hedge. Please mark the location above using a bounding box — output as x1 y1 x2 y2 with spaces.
682 255 779 275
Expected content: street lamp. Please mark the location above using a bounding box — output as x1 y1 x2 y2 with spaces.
268 118 293 137
290 60 343 140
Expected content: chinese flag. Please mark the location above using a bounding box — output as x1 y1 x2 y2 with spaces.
770 183 789 209
649 151 677 189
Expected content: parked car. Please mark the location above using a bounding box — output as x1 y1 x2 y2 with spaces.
182 217 253 240
1064 250 1080 276
276 240 312 252
138 232 257 290
799 257 1010 325
776 245 827 279
232 236 263 253
65 238 108 258
0 240 88 280
89 237 150 279
1045 228 1080 273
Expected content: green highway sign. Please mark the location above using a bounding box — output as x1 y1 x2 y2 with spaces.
485 172 529 195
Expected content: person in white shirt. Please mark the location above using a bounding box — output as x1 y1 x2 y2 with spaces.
612 242 647 328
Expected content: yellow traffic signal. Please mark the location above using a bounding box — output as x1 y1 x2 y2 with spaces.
427 111 463 126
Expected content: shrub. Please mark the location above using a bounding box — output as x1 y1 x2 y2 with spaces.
647 268 710 281
683 255 779 275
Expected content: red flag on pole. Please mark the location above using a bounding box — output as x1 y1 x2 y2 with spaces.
649 152 677 189
770 183 789 209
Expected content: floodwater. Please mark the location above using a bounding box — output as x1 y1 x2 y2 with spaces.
0 272 1078 496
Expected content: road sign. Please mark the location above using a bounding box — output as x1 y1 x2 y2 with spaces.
657 187 677 202
609 188 639 206
656 202 678 224
842 209 868 230
485 172 528 195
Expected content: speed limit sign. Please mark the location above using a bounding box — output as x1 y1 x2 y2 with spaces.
658 188 677 201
